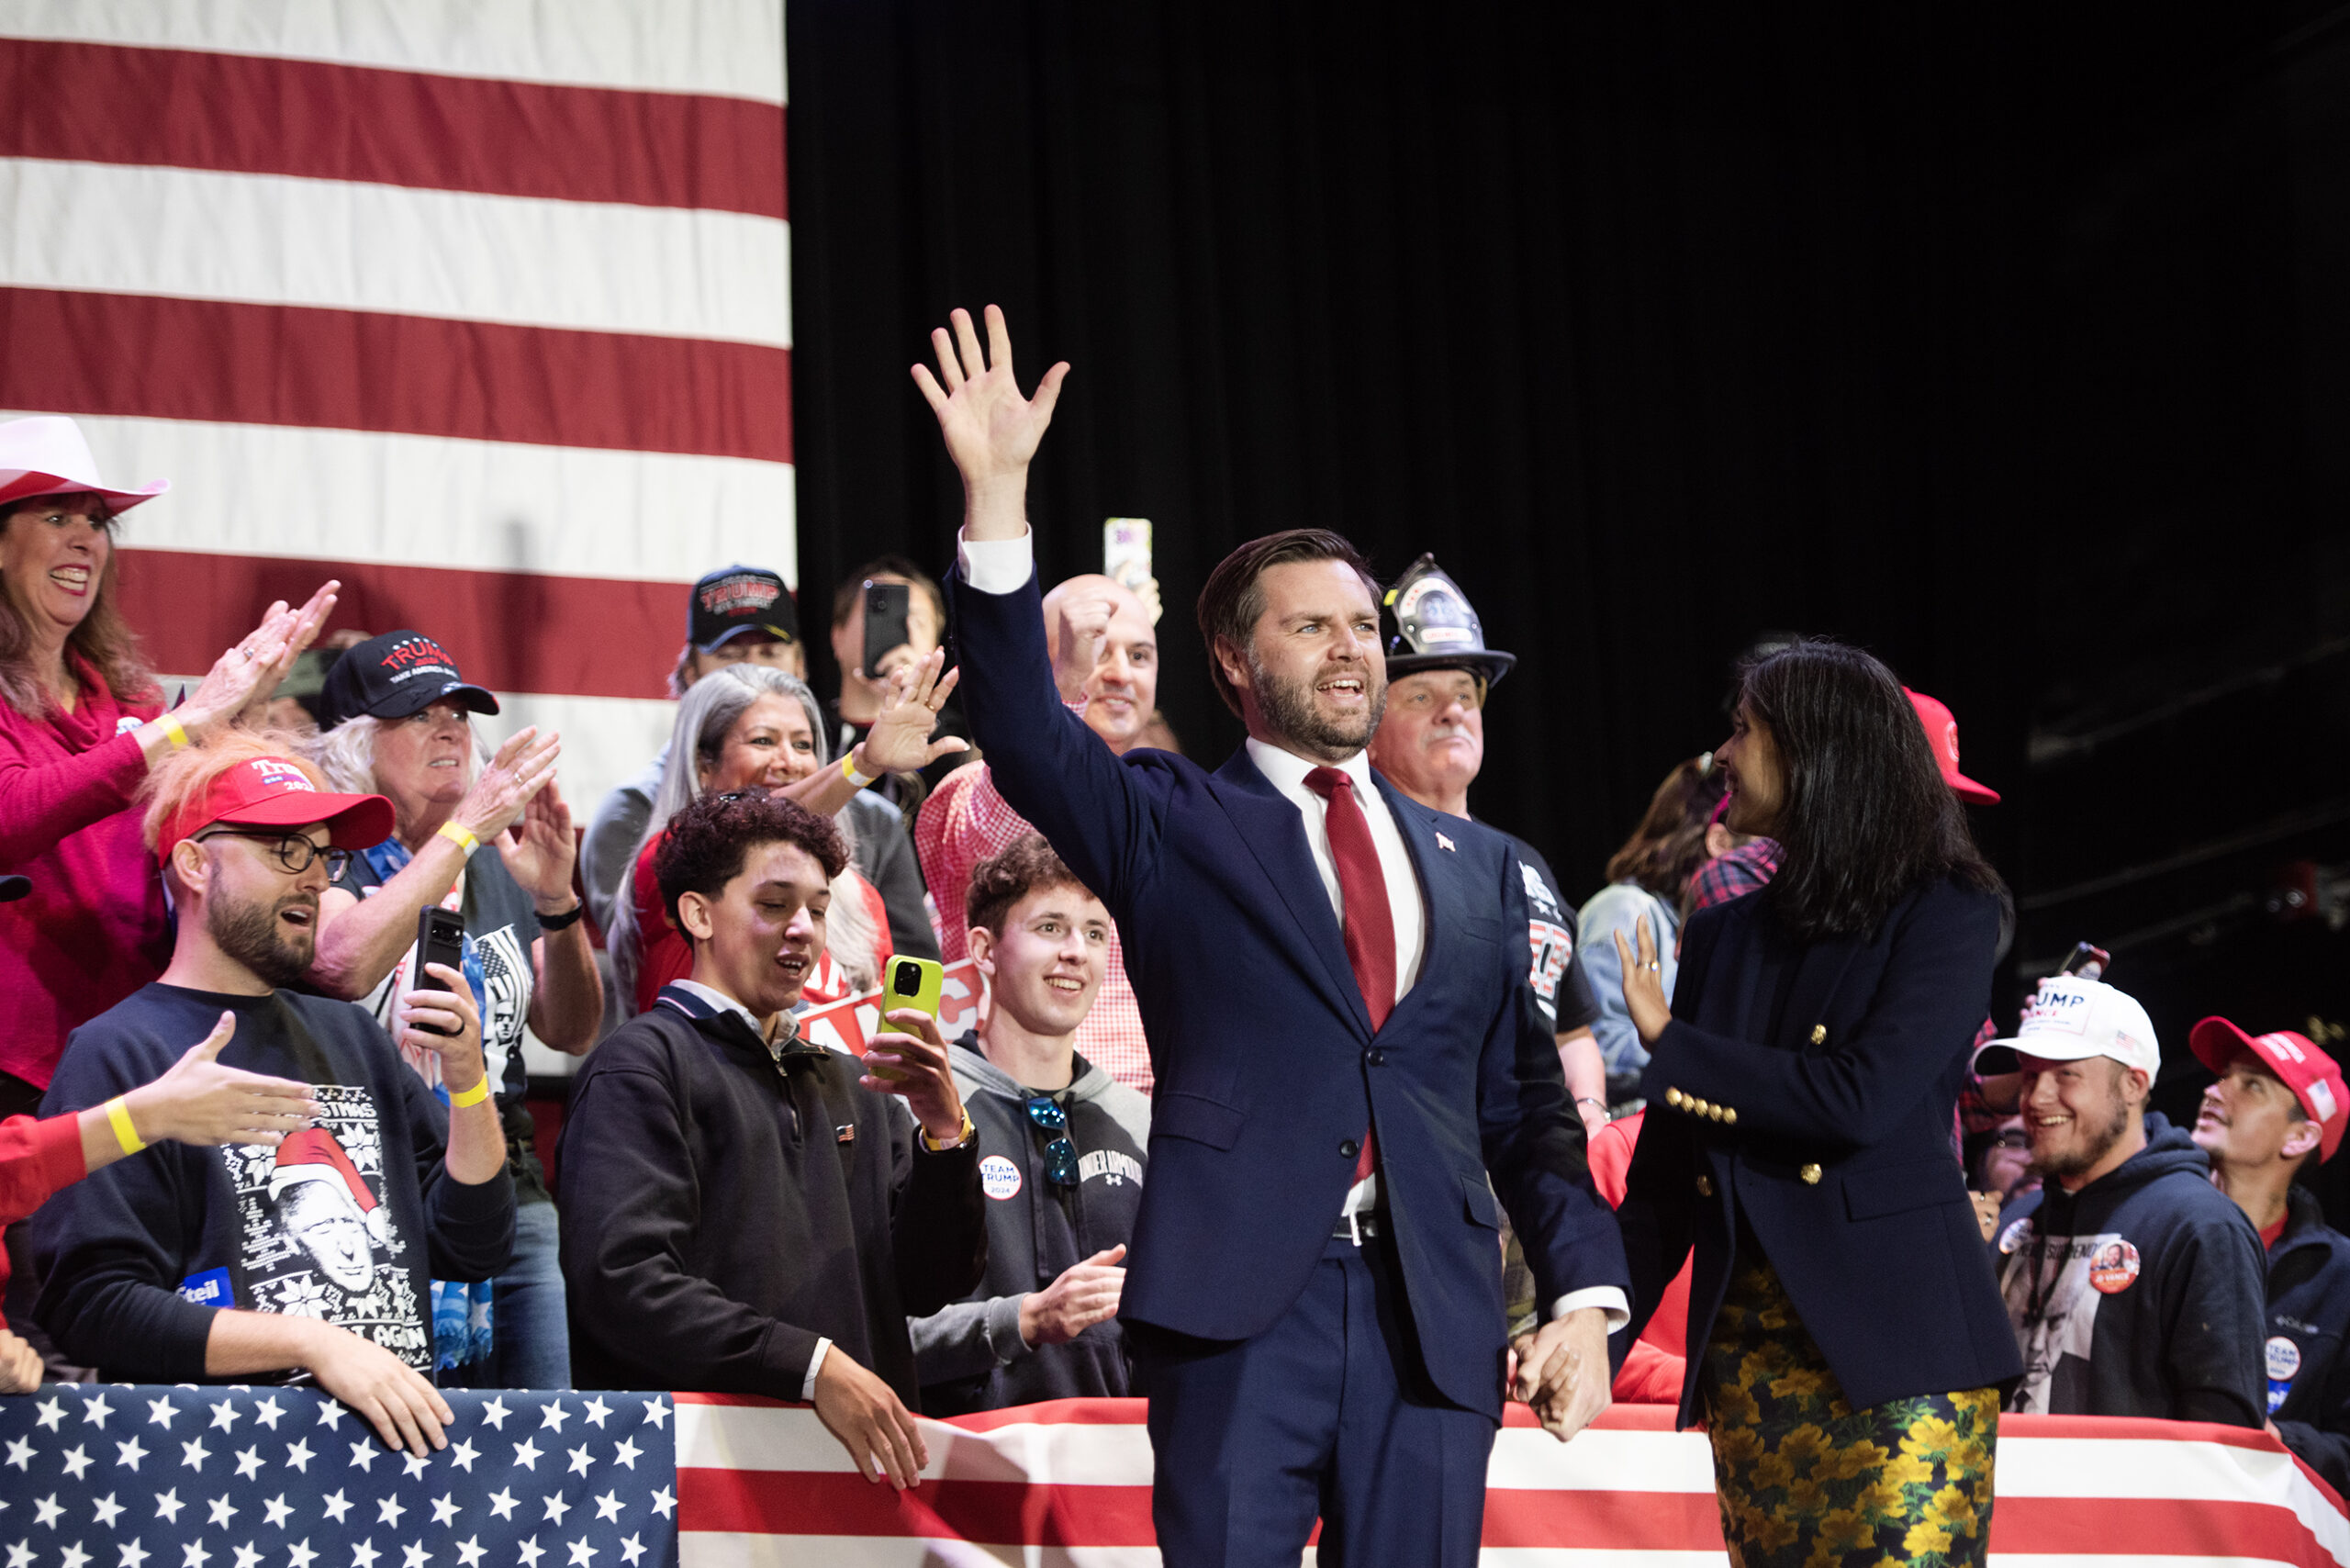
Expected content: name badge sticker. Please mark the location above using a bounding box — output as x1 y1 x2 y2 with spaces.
176 1267 234 1307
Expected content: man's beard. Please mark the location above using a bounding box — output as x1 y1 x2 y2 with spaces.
209 882 319 990
1247 645 1385 762
2029 1096 2135 1184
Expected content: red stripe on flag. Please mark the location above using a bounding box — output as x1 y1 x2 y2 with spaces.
679 1469 1161 1547
0 39 786 219
117 552 694 702
1989 1495 2340 1566
0 290 792 465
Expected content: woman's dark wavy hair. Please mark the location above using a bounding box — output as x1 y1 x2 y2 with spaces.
1739 639 2005 942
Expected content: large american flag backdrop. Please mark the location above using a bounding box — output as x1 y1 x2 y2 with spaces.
3 1387 2346 1567
0 1 794 809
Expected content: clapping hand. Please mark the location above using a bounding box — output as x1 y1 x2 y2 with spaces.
1612 919 1673 1047
497 773 577 912
455 725 561 846
182 580 341 736
125 1011 320 1148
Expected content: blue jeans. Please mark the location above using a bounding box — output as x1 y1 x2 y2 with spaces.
447 1200 570 1391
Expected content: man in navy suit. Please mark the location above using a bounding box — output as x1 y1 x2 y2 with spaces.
913 307 1630 1567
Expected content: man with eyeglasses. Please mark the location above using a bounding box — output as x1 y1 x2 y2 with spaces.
911 834 1149 1415
35 737 515 1456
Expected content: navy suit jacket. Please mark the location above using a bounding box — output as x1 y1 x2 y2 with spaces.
948 566 1628 1417
1617 877 2025 1425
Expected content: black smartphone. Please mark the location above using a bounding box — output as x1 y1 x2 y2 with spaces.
2056 942 2110 981
862 580 912 678
412 908 467 1036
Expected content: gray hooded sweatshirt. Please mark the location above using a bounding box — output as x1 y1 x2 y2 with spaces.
910 1036 1150 1414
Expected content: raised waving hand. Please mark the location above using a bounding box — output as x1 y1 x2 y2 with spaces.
910 305 1069 541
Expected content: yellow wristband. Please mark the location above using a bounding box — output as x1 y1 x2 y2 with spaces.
841 753 876 789
158 715 189 751
447 1078 492 1109
437 822 480 858
921 1107 975 1153
105 1096 146 1154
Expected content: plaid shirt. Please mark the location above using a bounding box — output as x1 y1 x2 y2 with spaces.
914 759 1154 1095
1685 837 1783 913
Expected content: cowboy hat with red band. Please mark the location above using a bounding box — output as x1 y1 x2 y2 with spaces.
2189 1016 2347 1164
157 756 394 865
1905 688 2000 804
0 416 169 514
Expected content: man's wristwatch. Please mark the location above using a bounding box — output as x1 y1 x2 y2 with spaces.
920 1108 976 1153
537 902 587 932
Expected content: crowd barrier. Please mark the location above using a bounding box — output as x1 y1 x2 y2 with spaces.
6 1386 2344 1567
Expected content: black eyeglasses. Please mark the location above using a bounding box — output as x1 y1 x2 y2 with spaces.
196 831 352 880
1024 1095 1079 1187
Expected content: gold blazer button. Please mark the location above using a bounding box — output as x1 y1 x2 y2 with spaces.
1695 1173 1715 1197
1809 1025 1828 1046
1799 1162 1822 1185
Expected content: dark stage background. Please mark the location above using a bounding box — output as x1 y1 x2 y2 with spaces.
786 4 2350 1203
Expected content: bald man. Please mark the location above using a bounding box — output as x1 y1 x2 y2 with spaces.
916 575 1160 1093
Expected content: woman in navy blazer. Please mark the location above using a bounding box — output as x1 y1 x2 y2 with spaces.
1613 640 2020 1568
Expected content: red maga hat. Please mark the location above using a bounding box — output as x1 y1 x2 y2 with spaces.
1905 689 1999 804
158 755 393 865
2190 1016 2347 1164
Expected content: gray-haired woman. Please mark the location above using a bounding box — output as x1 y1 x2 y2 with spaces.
609 662 948 1016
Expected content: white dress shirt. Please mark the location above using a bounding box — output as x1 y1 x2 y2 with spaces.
959 527 1625 1330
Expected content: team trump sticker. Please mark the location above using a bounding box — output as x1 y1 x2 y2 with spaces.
980 1155 1024 1201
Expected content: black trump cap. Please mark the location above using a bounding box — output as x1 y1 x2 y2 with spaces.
689 566 799 652
316 631 500 732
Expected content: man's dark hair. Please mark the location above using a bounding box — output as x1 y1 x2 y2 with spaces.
831 554 945 630
1194 529 1380 717
965 833 1100 937
1604 756 1729 898
654 788 847 941
1738 638 2006 942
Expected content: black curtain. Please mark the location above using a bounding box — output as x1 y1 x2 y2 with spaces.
789 1 2350 1158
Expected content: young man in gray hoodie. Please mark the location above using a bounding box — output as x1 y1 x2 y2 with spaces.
911 834 1150 1414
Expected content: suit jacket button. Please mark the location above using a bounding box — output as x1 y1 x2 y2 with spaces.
1666 1087 1685 1109
1799 1162 1822 1185
1695 1173 1715 1197
1809 1025 1828 1045
1368 1048 1386 1066
1339 1139 1360 1160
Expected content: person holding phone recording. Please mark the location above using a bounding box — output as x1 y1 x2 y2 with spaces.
558 789 984 1489
35 730 512 1452
302 630 594 1389
827 557 979 812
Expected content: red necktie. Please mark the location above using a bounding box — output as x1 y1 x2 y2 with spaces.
1304 766 1394 1182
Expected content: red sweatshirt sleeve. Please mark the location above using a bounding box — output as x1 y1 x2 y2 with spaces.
0 721 151 864
0 1112 89 1226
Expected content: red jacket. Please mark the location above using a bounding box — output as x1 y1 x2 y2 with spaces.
0 1112 86 1319
1589 1113 1690 1405
0 655 168 1088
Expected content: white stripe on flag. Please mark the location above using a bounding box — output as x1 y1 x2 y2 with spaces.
0 160 792 348
26 414 796 586
0 0 788 104
1998 1435 2350 1563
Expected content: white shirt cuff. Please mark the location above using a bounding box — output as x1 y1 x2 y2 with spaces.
800 1337 833 1401
1550 1287 1630 1334
957 525 1034 594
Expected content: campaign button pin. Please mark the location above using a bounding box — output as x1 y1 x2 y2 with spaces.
1998 1216 2033 1255
2267 1335 2303 1382
2088 1238 2142 1294
979 1154 1024 1202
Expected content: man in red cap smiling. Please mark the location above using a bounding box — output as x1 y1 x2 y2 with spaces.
33 730 514 1456
2190 1015 2350 1489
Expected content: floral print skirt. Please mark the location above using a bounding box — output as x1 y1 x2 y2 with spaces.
1698 1257 1999 1568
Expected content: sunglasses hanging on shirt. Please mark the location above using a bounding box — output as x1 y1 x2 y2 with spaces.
1024 1095 1080 1186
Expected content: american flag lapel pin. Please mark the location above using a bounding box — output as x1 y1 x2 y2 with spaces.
1435 831 1456 853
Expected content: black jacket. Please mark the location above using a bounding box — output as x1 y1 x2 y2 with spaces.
556 991 986 1406
1995 1114 2266 1426
1618 877 2022 1426
2267 1184 2350 1486
910 1038 1150 1415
